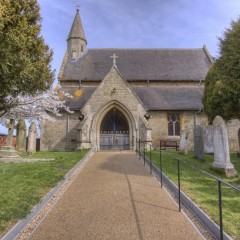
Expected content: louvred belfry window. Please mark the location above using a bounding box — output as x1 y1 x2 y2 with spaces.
168 113 180 136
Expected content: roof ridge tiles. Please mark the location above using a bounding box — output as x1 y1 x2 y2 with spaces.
87 48 204 51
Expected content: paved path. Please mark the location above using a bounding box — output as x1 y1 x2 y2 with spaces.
30 151 202 240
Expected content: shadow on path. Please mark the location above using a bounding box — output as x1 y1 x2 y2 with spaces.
125 174 144 240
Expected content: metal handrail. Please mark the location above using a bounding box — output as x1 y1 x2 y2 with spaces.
134 137 239 240
177 158 240 192
137 137 240 192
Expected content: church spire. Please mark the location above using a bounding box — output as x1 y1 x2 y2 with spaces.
67 7 87 60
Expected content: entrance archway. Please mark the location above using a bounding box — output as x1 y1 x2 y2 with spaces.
100 108 130 150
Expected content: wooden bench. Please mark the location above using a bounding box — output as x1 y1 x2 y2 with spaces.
160 140 179 151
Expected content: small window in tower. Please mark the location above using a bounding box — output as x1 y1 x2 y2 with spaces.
72 50 77 60
81 45 83 52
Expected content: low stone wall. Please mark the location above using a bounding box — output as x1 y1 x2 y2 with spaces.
0 135 16 149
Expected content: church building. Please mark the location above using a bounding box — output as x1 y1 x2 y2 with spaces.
41 8 215 151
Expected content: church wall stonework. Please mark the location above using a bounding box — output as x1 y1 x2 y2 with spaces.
40 104 239 152
79 66 150 150
226 119 240 151
41 112 80 151
149 111 208 150
148 112 168 149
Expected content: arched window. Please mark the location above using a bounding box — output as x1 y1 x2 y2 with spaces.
168 113 180 136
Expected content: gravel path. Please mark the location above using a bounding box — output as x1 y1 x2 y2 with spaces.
29 151 203 240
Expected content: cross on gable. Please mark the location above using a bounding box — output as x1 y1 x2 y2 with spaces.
110 53 119 66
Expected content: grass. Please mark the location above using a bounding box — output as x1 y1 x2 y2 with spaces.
144 150 240 239
0 149 89 237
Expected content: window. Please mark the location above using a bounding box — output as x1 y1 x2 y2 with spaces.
72 50 77 60
168 113 180 136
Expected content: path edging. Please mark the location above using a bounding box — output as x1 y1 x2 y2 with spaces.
1 149 94 240
138 151 233 240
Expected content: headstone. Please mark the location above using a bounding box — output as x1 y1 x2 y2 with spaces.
237 128 240 157
204 126 214 153
0 119 20 159
27 123 37 154
194 125 204 160
179 129 189 155
6 119 15 146
212 116 237 177
16 119 27 152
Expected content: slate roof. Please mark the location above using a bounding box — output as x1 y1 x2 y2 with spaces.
64 87 97 110
132 86 204 110
59 48 212 82
64 86 203 111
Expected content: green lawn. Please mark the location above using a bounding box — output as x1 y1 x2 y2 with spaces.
144 150 240 239
0 150 89 237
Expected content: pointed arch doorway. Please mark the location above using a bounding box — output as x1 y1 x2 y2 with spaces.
100 108 130 150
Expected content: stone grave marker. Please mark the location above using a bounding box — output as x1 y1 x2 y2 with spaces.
212 116 237 177
0 119 20 159
194 125 204 160
179 129 189 155
16 119 27 152
27 122 37 154
204 126 214 153
237 128 240 157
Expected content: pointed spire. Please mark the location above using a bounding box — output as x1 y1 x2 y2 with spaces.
67 9 86 43
67 7 87 60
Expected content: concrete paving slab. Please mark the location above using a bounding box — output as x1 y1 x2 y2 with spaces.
29 151 203 240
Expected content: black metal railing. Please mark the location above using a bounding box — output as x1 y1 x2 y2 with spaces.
134 137 240 240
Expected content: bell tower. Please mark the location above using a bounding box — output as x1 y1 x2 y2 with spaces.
67 7 87 60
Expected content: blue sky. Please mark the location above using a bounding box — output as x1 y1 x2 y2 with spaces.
1 0 240 134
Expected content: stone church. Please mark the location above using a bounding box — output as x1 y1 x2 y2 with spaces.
41 9 239 151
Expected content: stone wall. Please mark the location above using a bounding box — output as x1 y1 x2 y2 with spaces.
226 119 240 151
40 112 80 151
41 110 239 152
0 135 16 148
149 111 208 150
80 66 150 150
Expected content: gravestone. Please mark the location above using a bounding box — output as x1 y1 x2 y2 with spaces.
212 116 237 177
204 126 214 153
194 125 204 160
16 119 27 152
0 119 20 159
237 128 240 157
179 129 189 154
27 123 37 153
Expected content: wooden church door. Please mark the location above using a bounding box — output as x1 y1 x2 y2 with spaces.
100 109 130 150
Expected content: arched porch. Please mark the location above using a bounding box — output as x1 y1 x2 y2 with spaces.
90 101 137 151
